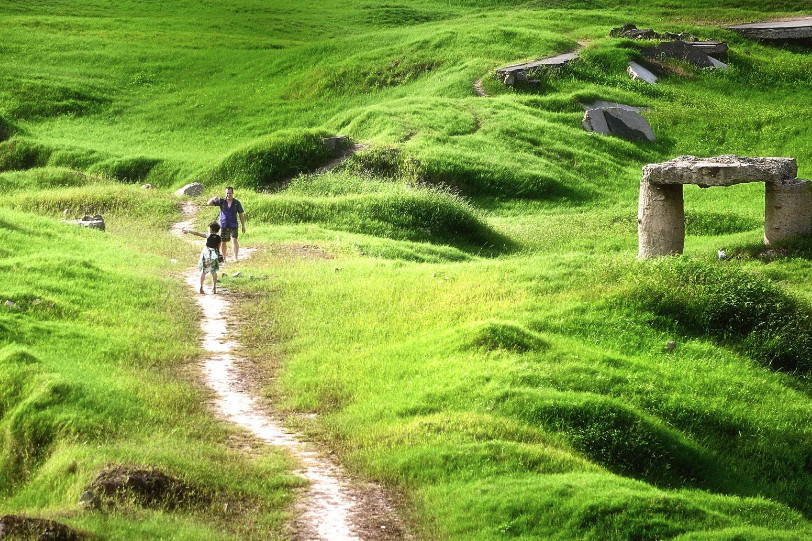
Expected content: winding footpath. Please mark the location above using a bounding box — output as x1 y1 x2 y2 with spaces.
172 202 406 540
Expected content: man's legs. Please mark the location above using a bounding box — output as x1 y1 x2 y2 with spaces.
233 238 240 261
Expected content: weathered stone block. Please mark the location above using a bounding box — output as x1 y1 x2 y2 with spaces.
643 155 797 187
765 179 812 245
638 181 684 258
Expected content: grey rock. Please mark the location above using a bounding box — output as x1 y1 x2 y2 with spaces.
174 182 204 197
79 489 101 510
64 215 105 231
604 109 656 142
627 61 658 84
141 183 156 189
644 40 715 68
643 155 798 186
323 136 350 153
582 101 645 112
691 41 729 55
707 56 729 71
583 106 655 142
5 300 17 309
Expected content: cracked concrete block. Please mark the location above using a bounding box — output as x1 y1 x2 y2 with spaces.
765 179 812 245
638 181 685 258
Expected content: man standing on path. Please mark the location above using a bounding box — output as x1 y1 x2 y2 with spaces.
208 186 246 262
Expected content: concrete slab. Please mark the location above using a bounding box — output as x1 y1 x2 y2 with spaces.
627 61 658 84
643 155 798 186
707 56 729 70
729 17 812 41
496 52 578 84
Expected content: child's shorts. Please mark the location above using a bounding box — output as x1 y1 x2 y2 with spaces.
199 249 220 274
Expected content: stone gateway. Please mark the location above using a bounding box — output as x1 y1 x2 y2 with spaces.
638 155 812 258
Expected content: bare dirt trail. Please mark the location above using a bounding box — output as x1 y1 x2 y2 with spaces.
173 201 407 540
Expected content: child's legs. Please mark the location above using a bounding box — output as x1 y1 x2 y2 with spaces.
211 272 218 291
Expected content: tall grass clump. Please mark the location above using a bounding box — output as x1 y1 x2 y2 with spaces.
0 139 52 172
626 259 812 374
0 115 19 142
250 176 510 251
11 184 178 223
87 156 162 183
195 129 334 190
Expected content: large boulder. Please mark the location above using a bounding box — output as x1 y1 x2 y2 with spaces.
583 105 655 142
174 182 204 196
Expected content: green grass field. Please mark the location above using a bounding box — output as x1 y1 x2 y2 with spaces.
1 0 811 538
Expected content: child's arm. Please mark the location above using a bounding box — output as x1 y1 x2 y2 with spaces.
182 229 206 238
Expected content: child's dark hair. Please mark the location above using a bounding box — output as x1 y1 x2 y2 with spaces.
209 221 221 233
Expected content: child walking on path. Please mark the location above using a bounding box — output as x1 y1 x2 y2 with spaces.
183 221 222 294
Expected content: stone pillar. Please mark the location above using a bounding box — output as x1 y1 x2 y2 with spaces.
638 181 685 258
764 179 812 245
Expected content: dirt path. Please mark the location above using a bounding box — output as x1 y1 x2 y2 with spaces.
173 202 407 540
473 78 488 97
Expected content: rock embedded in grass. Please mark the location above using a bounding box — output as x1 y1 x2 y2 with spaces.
87 465 199 510
63 214 105 231
174 182 204 196
582 102 655 142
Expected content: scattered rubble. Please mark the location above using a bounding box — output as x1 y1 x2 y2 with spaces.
610 23 698 42
64 214 105 231
323 135 350 153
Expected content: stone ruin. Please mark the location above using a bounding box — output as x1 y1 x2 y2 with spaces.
582 101 655 142
495 52 578 86
638 155 812 258
728 17 812 44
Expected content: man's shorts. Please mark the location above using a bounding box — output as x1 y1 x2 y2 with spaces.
221 226 239 242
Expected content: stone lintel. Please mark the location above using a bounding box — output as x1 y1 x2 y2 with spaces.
642 155 797 187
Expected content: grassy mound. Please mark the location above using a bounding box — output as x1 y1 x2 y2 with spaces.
626 259 812 374
194 129 334 190
249 174 510 251
10 183 178 224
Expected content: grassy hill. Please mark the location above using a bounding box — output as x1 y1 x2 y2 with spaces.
1 0 811 539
